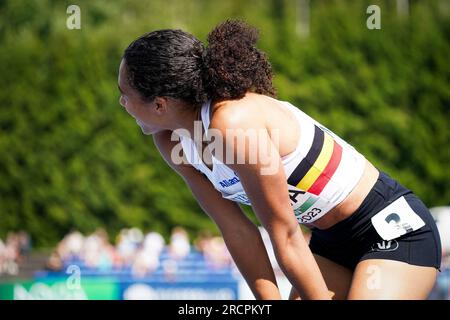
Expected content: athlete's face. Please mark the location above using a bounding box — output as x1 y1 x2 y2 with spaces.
118 59 164 135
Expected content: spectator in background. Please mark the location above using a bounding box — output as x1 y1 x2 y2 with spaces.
168 227 190 260
430 207 450 269
87 228 115 271
131 231 165 278
83 231 103 268
132 247 160 278
44 227 241 279
194 231 233 269
0 230 31 275
428 207 450 300
46 249 63 271
194 231 214 254
143 231 165 255
436 212 450 268
17 231 31 260
159 227 191 281
46 229 117 271
46 231 84 271
0 238 5 272
58 231 85 261
116 228 139 266
203 236 233 269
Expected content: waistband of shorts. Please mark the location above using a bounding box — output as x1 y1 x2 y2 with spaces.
312 169 411 236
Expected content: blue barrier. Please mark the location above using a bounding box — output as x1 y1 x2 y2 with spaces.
33 249 240 299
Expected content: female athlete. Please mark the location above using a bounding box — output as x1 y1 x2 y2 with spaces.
117 20 441 299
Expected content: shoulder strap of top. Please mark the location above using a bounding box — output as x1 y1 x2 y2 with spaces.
200 100 211 133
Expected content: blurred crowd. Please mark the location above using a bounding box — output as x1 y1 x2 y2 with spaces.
45 227 236 278
0 231 31 276
2 213 449 282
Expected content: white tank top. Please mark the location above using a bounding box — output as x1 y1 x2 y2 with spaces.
179 98 366 224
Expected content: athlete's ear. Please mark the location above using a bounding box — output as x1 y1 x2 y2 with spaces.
153 96 169 115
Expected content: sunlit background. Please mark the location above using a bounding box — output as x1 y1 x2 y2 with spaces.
0 0 449 300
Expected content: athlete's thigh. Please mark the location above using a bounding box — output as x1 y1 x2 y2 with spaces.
347 259 438 300
289 254 353 300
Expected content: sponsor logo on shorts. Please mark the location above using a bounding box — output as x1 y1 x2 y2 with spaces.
371 240 399 252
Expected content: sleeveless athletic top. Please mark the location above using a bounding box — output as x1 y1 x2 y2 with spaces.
179 98 366 224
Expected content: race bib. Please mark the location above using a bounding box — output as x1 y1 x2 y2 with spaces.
288 185 329 224
371 196 425 241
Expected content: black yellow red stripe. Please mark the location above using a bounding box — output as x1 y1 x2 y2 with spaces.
308 140 342 195
287 125 343 195
287 126 324 186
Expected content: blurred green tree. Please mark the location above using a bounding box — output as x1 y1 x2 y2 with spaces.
0 0 448 247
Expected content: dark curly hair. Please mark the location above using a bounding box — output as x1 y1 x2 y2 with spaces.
123 20 276 107
203 20 276 102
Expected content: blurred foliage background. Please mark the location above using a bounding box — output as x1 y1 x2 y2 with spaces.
0 0 449 247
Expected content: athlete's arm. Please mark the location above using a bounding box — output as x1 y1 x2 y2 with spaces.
210 104 331 300
152 130 281 299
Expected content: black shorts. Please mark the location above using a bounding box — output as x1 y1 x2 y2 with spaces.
309 170 442 271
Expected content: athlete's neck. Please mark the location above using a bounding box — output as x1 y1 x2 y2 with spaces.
167 106 202 140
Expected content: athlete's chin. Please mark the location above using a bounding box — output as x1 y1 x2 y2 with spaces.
140 126 156 135
141 125 166 136
136 120 157 135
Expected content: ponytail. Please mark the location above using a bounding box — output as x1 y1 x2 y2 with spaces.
202 20 276 102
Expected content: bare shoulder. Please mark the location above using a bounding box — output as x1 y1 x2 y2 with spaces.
210 93 267 132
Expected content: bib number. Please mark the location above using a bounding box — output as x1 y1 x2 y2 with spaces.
288 185 328 223
371 196 425 241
